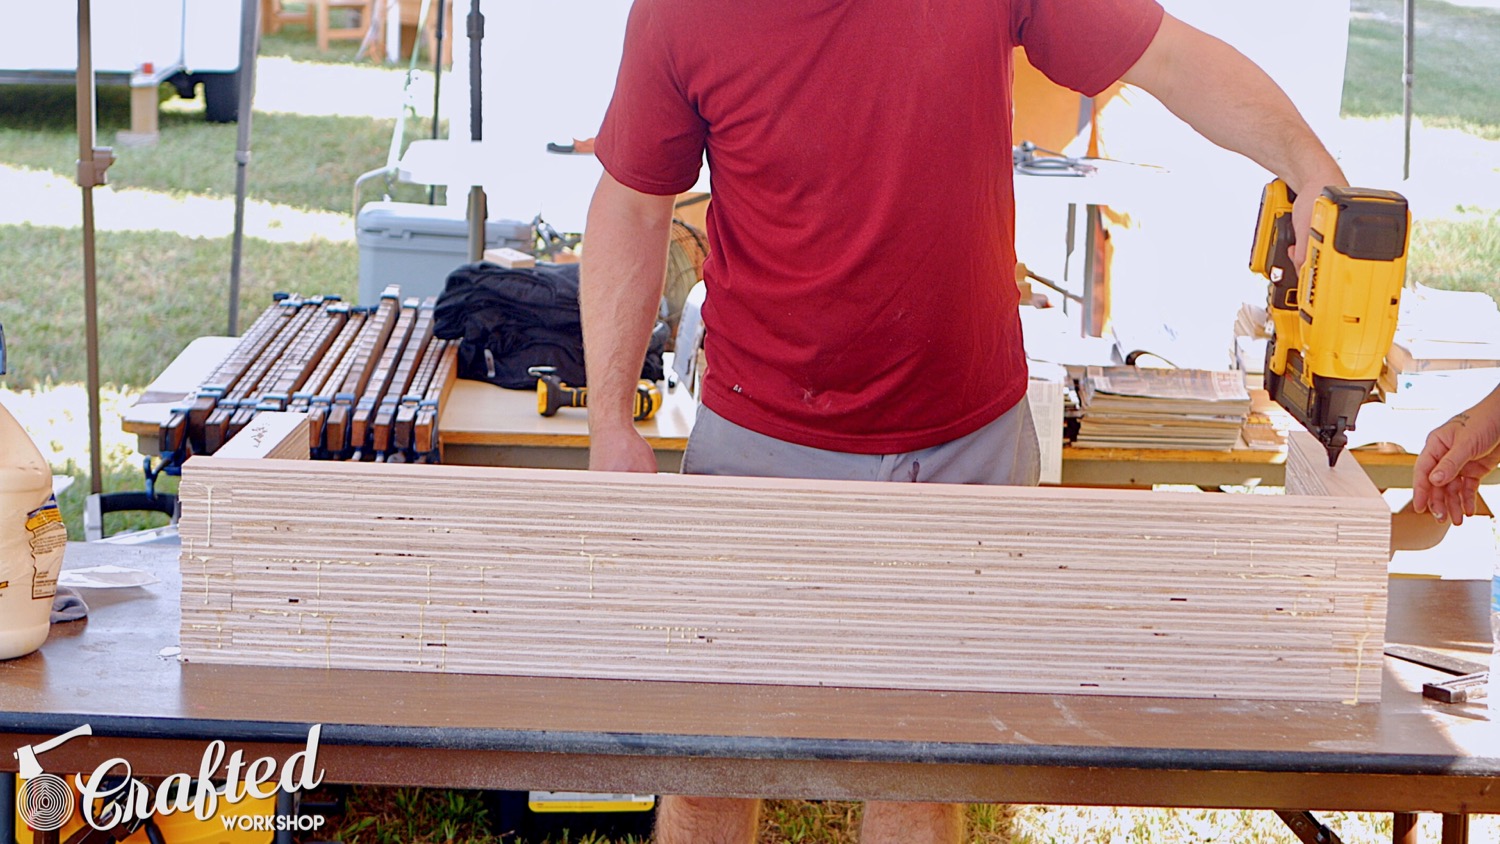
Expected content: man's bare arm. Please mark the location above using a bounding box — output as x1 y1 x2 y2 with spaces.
1120 13 1347 265
580 172 678 472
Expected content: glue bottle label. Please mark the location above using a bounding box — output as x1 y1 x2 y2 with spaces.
24 495 66 600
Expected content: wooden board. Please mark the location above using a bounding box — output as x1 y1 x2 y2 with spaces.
176 431 1390 703
436 377 697 448
213 413 311 461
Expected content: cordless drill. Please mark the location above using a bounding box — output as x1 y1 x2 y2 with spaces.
527 366 661 422
1249 179 1410 466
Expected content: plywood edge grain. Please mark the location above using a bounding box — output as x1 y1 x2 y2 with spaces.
1285 431 1385 504
176 442 1392 702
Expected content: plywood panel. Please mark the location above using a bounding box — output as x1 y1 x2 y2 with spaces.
176 433 1389 703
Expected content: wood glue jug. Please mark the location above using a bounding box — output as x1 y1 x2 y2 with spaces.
0 396 66 660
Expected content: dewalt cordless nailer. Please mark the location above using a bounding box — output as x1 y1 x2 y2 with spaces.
1249 180 1410 466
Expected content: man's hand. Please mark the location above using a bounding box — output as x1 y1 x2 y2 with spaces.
1288 169 1347 269
1412 387 1500 524
588 425 660 473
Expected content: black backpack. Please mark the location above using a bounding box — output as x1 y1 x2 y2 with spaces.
433 261 668 390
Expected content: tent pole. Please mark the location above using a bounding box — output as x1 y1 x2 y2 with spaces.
76 0 112 496
429 0 445 205
1403 0 1414 180
228 0 261 336
466 0 486 262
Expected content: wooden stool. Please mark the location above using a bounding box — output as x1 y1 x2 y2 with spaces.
315 0 378 57
399 0 453 66
262 0 314 35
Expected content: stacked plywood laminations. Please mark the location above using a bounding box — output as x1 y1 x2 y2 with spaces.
177 431 1390 703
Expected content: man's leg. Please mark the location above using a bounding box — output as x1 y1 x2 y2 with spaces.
862 399 1037 842
674 398 1039 844
655 795 760 844
861 801 964 844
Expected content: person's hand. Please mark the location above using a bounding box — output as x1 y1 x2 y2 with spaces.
588 426 659 473
1289 172 1347 269
1412 389 1500 525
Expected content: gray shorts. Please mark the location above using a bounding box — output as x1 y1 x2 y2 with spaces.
681 398 1041 486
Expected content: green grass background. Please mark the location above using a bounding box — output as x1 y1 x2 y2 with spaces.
1344 0 1500 139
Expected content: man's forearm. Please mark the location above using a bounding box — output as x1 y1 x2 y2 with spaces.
1121 14 1344 194
580 173 677 437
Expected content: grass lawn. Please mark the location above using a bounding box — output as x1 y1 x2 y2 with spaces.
0 85 411 215
0 18 432 535
1 4 1498 842
0 225 356 387
1411 211 1500 296
1345 0 1500 140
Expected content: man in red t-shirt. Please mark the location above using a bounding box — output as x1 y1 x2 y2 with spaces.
582 1 1346 841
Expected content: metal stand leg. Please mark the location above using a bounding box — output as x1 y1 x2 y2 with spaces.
1 772 16 844
274 789 296 844
1063 203 1077 282
1441 814 1469 844
1393 812 1419 844
1275 810 1345 844
1080 203 1104 338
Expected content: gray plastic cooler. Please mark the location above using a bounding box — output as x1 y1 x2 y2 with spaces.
356 201 534 304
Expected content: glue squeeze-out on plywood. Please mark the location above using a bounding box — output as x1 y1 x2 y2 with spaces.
176 431 1390 703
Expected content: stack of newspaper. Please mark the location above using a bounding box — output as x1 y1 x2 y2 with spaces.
1076 367 1252 450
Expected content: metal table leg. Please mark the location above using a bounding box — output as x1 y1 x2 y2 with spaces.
1 772 15 844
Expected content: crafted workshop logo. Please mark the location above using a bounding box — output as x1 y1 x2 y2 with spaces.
13 724 326 834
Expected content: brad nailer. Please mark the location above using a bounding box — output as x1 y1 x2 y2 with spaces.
1249 179 1411 466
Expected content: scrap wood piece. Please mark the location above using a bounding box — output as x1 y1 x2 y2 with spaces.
483 247 536 269
177 432 1390 703
214 412 311 460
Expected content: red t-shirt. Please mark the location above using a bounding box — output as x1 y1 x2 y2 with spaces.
596 0 1163 454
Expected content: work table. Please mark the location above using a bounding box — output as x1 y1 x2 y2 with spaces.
121 337 1460 489
1 542 1497 829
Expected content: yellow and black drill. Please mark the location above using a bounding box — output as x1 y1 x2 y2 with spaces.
1249 179 1410 466
527 366 661 422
